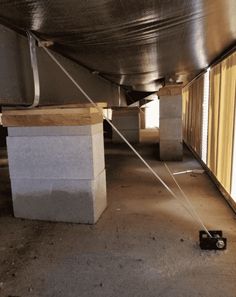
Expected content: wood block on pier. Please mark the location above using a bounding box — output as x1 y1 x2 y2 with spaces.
1 105 103 127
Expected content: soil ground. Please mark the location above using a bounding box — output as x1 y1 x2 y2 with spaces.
0 135 236 297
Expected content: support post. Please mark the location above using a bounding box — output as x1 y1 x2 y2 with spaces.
2 106 107 224
112 107 140 143
158 86 183 161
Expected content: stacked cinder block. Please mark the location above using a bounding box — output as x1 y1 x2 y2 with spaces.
2 106 107 224
159 94 183 161
112 107 140 143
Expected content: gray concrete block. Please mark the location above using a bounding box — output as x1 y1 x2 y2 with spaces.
112 129 140 143
159 95 183 160
112 110 140 143
92 132 105 176
159 95 182 119
112 115 140 130
11 169 107 224
93 169 107 223
160 140 183 161
7 133 104 179
8 123 103 137
159 118 182 140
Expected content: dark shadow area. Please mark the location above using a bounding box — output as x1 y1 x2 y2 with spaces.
0 148 13 216
0 126 7 147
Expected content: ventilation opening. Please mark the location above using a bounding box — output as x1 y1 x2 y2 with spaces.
201 68 210 163
145 95 159 129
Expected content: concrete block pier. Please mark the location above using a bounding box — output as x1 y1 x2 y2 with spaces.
112 107 140 143
158 86 183 161
2 106 107 224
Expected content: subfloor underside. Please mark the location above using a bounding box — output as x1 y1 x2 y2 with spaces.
0 137 236 297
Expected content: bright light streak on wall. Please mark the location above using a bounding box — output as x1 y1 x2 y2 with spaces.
145 95 159 128
231 117 236 201
201 68 210 163
103 108 112 120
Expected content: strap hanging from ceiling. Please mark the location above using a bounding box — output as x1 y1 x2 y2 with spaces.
27 31 40 108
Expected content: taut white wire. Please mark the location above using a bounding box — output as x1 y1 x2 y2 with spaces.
31 32 211 236
164 163 211 237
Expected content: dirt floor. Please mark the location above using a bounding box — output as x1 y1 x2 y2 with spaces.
0 137 236 297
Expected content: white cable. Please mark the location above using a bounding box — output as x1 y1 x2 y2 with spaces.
173 169 204 175
31 32 211 235
164 163 212 237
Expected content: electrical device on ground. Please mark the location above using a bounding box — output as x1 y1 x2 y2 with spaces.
199 230 227 250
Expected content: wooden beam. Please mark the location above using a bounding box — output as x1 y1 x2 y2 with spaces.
1 106 103 127
41 102 108 109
